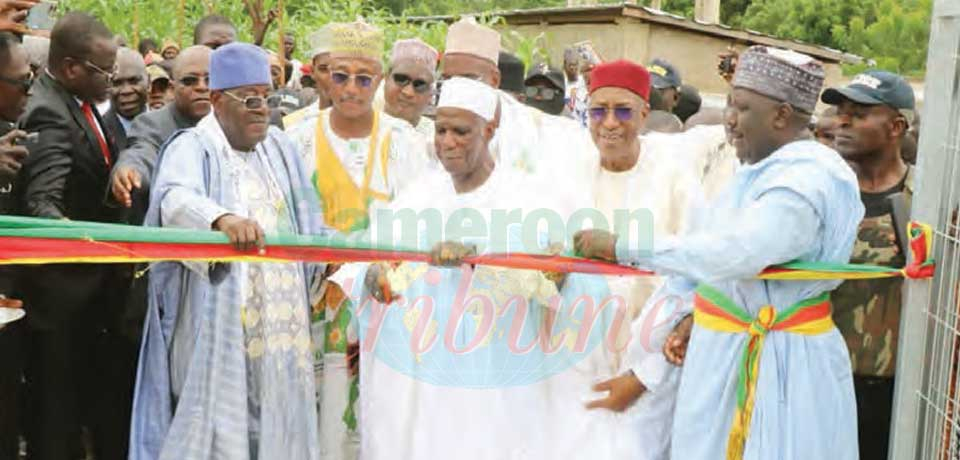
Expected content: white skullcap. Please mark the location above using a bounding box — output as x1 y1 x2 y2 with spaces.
391 38 438 69
445 17 500 65
437 77 498 122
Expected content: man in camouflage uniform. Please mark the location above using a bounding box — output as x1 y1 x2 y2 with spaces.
823 70 917 460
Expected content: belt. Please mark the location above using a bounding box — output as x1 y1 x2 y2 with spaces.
693 284 834 460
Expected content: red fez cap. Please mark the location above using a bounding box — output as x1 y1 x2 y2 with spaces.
589 60 651 102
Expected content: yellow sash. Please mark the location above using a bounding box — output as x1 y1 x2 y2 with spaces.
314 111 392 233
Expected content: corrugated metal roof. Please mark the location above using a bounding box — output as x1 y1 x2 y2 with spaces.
405 2 862 64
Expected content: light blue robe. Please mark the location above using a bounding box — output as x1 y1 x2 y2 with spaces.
130 119 327 460
616 141 864 460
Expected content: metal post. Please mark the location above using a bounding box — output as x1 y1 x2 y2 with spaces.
890 1 960 459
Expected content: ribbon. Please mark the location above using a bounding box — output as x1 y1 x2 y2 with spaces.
0 216 938 281
692 284 835 460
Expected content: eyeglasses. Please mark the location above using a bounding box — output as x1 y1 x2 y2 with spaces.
178 75 210 87
391 73 432 94
588 106 634 123
223 91 268 110
84 60 117 81
330 71 374 88
525 86 559 100
0 71 34 93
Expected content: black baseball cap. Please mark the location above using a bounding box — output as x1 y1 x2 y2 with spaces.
647 58 682 89
524 63 564 91
498 51 526 94
821 70 916 114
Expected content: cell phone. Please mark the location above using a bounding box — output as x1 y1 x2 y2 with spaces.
718 55 736 74
14 132 38 147
25 1 57 31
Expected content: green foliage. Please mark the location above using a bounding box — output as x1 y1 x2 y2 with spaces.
655 0 932 76
57 0 453 62
54 0 935 76
503 30 547 73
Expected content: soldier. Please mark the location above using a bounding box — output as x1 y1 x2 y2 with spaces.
822 70 917 460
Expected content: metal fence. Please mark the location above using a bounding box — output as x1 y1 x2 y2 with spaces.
891 2 960 459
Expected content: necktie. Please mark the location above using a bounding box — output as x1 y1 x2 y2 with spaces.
80 101 111 168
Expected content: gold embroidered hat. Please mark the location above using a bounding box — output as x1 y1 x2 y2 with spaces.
308 24 334 59
328 20 384 61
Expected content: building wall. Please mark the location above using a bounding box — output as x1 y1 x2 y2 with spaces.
498 19 847 111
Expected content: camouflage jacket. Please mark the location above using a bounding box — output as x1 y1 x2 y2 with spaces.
833 167 913 378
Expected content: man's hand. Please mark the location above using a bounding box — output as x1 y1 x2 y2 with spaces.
0 129 29 178
213 214 265 252
429 241 477 267
0 0 36 33
346 341 359 377
363 263 399 304
573 229 618 262
663 314 694 366
585 372 646 412
542 242 568 289
110 166 142 208
0 297 23 309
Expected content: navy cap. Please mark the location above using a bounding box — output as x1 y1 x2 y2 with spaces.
647 58 681 89
821 70 916 113
498 51 526 94
524 63 564 91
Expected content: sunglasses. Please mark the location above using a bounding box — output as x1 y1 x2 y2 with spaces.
330 71 374 88
223 91 268 110
392 73 432 94
588 106 634 122
0 71 34 93
525 86 559 100
178 75 210 87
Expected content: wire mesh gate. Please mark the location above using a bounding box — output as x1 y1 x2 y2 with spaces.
891 1 960 459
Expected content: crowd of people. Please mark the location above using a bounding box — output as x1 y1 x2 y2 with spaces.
0 1 922 459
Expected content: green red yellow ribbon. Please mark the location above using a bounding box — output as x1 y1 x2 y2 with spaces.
693 284 835 460
0 216 938 280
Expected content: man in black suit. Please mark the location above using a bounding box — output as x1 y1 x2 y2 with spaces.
102 47 147 151
0 31 32 460
17 13 131 460
110 44 211 222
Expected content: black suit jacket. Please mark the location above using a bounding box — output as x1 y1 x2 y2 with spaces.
17 73 126 329
19 73 122 222
102 107 131 152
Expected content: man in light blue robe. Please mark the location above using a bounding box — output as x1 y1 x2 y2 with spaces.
130 42 328 460
575 46 864 460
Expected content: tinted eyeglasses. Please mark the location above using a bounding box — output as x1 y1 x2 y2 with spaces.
391 73 432 94
330 71 374 88
223 91 268 110
525 86 559 100
84 60 117 81
178 75 210 87
588 106 634 123
0 71 34 93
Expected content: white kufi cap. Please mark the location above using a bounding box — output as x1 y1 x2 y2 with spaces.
437 77 498 122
